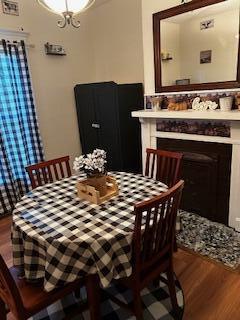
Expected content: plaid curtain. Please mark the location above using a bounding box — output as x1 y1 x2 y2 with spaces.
0 39 44 217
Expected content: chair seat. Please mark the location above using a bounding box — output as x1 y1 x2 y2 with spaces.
10 266 83 316
116 256 170 290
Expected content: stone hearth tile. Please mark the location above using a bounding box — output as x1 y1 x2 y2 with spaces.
176 210 240 268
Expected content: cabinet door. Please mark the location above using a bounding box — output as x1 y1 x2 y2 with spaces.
93 83 122 171
117 83 143 173
74 84 99 154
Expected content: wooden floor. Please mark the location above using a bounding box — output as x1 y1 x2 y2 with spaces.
1 216 240 320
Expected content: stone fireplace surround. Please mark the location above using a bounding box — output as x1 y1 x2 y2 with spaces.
132 89 240 231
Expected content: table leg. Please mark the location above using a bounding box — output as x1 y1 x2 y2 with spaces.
85 274 101 320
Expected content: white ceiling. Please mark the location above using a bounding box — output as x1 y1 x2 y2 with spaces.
92 0 113 9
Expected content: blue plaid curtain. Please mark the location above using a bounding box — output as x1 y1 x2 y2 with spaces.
0 39 44 217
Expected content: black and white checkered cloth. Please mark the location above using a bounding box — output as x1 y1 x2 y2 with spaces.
30 276 184 320
0 39 44 217
12 172 167 292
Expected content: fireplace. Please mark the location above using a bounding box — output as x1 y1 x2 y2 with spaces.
132 94 240 230
157 138 232 225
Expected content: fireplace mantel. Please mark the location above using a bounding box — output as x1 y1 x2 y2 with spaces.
132 109 240 121
132 109 240 231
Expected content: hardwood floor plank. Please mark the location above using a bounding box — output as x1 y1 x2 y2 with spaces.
1 216 240 320
174 250 240 319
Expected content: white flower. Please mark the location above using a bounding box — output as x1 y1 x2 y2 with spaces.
73 155 85 171
73 149 107 174
92 149 106 161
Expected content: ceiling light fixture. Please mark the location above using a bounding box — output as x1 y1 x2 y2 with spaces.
37 0 95 28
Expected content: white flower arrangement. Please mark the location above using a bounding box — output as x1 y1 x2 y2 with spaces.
73 149 107 176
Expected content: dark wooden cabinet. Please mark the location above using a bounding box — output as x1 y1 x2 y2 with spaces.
74 82 143 172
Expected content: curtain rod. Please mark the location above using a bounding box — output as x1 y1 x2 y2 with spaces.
0 40 35 49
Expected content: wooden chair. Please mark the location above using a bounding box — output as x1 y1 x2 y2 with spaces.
0 254 91 320
145 148 183 252
26 156 72 189
145 148 183 187
106 180 184 319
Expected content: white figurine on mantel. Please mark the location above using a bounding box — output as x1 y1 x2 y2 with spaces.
192 97 218 111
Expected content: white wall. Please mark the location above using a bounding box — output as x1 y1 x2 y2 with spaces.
0 0 97 162
161 21 181 86
180 9 239 83
142 0 179 93
0 0 144 163
89 0 144 84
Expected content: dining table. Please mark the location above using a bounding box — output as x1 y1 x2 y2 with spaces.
12 171 167 316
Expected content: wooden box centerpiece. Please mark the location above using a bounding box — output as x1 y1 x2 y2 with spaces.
76 175 118 205
73 149 119 204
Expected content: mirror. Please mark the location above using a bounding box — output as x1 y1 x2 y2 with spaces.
153 0 240 92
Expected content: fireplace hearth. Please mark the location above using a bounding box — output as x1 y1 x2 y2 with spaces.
157 138 232 225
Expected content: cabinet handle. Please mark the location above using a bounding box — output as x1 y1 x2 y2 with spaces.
92 123 100 129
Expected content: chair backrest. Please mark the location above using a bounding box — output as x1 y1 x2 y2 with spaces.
0 255 25 319
26 156 72 189
132 180 184 274
145 148 183 187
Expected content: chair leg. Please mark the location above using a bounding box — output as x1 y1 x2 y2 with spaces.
166 266 179 313
132 288 143 320
85 274 101 320
74 288 81 299
0 298 7 320
153 278 159 288
173 236 178 252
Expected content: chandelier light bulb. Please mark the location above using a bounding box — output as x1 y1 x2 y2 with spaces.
37 0 95 28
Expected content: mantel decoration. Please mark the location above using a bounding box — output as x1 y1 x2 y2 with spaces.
192 97 218 111
37 0 95 28
145 90 240 111
74 149 118 204
150 96 163 111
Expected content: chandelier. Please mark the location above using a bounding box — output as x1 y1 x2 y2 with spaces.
37 0 95 28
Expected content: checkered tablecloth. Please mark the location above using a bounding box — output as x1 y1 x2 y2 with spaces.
12 172 167 292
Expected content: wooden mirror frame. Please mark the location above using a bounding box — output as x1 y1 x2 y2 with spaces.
153 0 240 92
